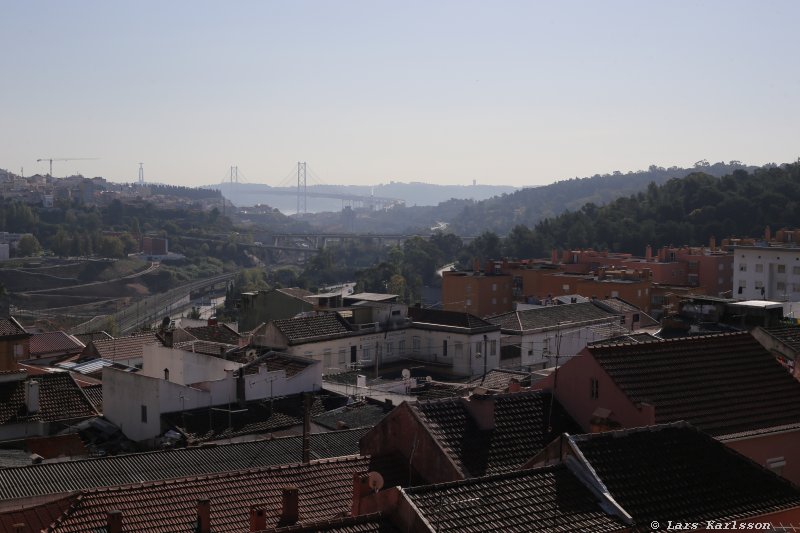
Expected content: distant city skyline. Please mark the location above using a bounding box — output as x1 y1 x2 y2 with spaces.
2 1 798 188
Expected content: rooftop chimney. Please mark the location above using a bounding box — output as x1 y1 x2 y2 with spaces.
765 225 772 242
249 507 266 532
278 486 299 527
25 380 39 414
351 472 372 516
551 249 558 265
208 316 218 326
507 378 521 393
197 499 211 533
107 510 123 533
460 389 496 430
645 245 652 261
709 236 716 250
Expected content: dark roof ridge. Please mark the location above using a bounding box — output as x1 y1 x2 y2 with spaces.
56 454 366 497
403 462 567 494
0 429 369 473
592 330 748 349
263 511 390 532
402 401 467 479
413 388 549 406
570 421 692 442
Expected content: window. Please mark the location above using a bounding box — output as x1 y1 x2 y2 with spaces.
489 340 497 356
385 342 393 356
778 264 786 274
362 345 371 361
338 348 346 365
755 281 764 289
399 340 406 353
475 341 482 355
611 291 619 298
633 313 640 323
465 298 472 307
739 263 747 272
562 284 570 291
412 337 421 352
793 284 800 293
491 298 496 305
14 344 23 357
755 263 764 273
455 342 463 358
442 340 448 356
739 279 747 288
492 283 497 292
465 284 472 293
391 309 401 316
141 405 148 423
163 368 169 381
323 349 332 370
777 281 786 292
590 378 599 399
718 263 724 271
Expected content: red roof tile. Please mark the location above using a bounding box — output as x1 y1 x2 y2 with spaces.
29 331 85 358
0 494 77 533
84 333 160 362
0 317 28 337
46 456 369 532
0 373 97 424
588 332 800 436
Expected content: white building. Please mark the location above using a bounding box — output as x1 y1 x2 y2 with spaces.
488 302 630 369
250 306 502 378
733 246 800 301
103 344 321 442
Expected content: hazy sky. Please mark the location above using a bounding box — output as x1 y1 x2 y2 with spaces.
2 1 798 187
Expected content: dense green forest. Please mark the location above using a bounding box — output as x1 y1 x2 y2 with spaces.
293 161 800 303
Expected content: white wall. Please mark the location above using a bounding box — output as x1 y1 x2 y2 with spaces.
141 344 240 385
734 247 800 301
504 319 619 369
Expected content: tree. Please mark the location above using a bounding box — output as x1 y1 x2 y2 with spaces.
17 234 41 257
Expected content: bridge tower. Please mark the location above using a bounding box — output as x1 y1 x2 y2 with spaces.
297 162 307 215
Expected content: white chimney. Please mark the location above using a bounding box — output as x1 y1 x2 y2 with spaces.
25 380 40 414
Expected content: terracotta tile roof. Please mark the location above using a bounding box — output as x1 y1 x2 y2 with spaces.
411 381 470 401
588 332 800 436
273 314 353 344
408 307 497 331
29 331 85 358
313 401 389 431
0 373 97 424
572 423 800 529
488 302 616 332
85 332 160 362
260 512 400 532
761 325 800 355
82 384 102 412
0 428 367 502
184 324 241 345
276 287 316 304
174 339 234 357
411 391 580 477
594 297 659 326
0 317 28 337
0 493 77 533
403 464 627 532
468 369 531 391
72 331 112 345
45 456 370 532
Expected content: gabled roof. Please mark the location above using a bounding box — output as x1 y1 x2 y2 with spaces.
410 390 579 477
403 464 626 533
84 332 160 362
571 423 800 529
488 302 616 332
237 352 316 377
44 456 370 532
468 369 531 391
408 307 498 331
0 373 97 425
588 332 800 436
760 325 800 355
0 493 76 533
313 401 389 431
0 317 28 337
72 331 112 345
184 324 241 345
0 428 368 502
29 331 85 357
273 313 353 344
276 287 316 304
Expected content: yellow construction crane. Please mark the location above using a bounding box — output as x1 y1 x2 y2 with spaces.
36 157 99 177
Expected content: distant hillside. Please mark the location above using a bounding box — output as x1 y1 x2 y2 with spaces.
213 181 517 213
501 162 800 259
448 162 755 236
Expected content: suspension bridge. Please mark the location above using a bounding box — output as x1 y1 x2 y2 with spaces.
215 163 404 213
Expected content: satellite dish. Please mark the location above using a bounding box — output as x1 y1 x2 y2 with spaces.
367 471 384 491
401 369 411 379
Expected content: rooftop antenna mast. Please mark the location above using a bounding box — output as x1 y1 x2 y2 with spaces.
138 163 144 186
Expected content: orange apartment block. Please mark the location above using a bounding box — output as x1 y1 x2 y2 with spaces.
441 270 512 317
